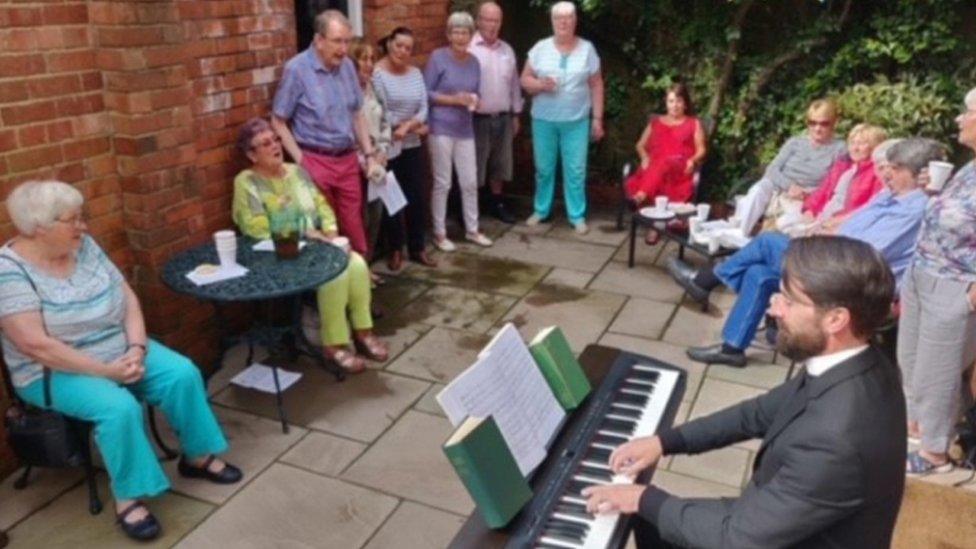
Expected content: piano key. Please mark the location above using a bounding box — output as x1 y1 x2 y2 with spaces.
594 432 629 446
578 465 613 481
630 366 661 381
540 532 584 547
580 459 611 472
538 535 582 548
585 446 612 463
621 381 652 395
554 501 589 516
544 519 588 537
609 405 642 418
536 543 570 549
605 413 640 426
624 377 656 388
601 418 637 435
566 478 599 496
615 391 648 406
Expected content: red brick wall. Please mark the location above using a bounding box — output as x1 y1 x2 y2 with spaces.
363 0 450 62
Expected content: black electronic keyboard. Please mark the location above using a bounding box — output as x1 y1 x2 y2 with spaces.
448 346 686 549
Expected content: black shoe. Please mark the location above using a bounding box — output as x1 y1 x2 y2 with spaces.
178 455 243 484
491 200 516 224
666 258 711 305
687 343 747 367
764 315 779 346
116 501 161 541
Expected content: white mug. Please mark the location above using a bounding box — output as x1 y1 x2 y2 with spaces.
654 196 669 212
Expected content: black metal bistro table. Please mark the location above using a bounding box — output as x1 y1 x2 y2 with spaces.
161 237 348 433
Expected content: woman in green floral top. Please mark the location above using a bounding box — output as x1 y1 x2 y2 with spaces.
232 118 388 373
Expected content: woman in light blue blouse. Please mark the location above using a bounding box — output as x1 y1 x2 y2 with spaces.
899 87 976 475
520 1 604 235
0 181 240 541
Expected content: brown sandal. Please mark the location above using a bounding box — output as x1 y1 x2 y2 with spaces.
354 334 389 362
324 347 366 374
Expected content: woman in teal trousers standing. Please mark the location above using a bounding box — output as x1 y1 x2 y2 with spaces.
521 1 605 235
0 180 241 541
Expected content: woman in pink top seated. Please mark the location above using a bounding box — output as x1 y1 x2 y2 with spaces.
777 123 887 234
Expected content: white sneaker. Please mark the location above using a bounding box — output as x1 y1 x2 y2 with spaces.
434 237 456 252
466 232 493 247
573 221 589 235
525 214 543 226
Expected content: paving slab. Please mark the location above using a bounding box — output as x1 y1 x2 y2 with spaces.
7 473 212 549
503 283 626 353
343 411 473 515
481 232 616 273
385 327 489 383
589 261 686 303
396 252 549 297
661 302 728 348
607 297 676 340
669 446 753 488
543 267 594 289
394 285 516 334
363 501 465 549
0 468 82 530
212 364 429 443
597 334 707 404
611 234 668 267
413 383 447 417
547 220 628 247
688 377 765 452
707 361 789 391
279 431 368 477
159 406 306 504
176 463 396 548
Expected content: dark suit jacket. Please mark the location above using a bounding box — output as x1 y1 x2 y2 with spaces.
639 346 907 549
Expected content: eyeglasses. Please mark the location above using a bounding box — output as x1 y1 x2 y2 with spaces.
251 136 281 150
807 119 834 128
771 286 817 309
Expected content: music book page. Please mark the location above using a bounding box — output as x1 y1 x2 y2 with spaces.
437 323 566 476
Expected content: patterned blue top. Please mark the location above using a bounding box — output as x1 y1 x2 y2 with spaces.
0 235 127 388
914 161 976 283
526 37 600 122
272 48 363 151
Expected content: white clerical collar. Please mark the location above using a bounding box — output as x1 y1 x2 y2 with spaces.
804 345 869 377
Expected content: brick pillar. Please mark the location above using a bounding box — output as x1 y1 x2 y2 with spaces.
90 0 216 365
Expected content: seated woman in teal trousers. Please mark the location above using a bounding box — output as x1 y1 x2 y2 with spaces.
0 180 242 541
232 118 389 373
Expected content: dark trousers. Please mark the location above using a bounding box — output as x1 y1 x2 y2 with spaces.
383 146 428 255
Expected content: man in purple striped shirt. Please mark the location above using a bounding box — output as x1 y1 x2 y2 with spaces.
271 10 378 256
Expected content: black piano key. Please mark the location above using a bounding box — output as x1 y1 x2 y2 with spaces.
540 530 585 546
621 381 652 395
601 417 637 435
555 501 589 517
547 517 589 533
594 432 629 447
616 391 648 406
566 478 598 496
629 367 660 382
585 446 612 464
610 405 642 419
578 464 613 482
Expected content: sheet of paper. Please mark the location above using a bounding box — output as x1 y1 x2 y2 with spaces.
251 239 308 252
436 323 566 476
229 363 302 393
185 263 249 286
367 171 408 216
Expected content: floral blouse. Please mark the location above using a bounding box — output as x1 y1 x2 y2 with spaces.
913 161 976 283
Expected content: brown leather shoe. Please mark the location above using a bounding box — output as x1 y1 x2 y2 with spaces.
387 250 403 271
410 250 438 267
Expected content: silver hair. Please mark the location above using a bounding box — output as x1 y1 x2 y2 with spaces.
871 138 902 165
314 9 351 37
886 137 945 176
6 180 84 236
551 1 576 17
966 87 976 110
446 11 475 33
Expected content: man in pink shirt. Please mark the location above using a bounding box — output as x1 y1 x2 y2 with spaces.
469 1 524 224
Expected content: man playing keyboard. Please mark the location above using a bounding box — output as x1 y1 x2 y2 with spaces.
583 236 906 548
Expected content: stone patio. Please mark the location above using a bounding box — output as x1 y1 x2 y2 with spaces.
2 205 973 548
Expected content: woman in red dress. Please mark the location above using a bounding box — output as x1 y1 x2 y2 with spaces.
625 82 706 244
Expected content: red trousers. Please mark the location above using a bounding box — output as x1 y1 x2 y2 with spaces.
301 151 368 255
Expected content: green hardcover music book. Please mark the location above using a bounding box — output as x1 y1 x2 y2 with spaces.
443 416 532 529
529 326 592 410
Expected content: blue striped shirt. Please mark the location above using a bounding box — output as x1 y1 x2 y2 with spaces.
0 235 127 388
372 66 428 155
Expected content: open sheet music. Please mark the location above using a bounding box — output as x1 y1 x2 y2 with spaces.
437 323 566 476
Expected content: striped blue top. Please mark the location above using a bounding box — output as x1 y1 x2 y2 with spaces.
526 37 600 122
0 235 127 388
372 66 428 156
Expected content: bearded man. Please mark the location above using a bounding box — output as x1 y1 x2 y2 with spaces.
583 236 907 549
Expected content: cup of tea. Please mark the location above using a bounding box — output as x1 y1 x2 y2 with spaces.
927 161 954 192
697 203 711 221
654 196 669 212
213 230 237 267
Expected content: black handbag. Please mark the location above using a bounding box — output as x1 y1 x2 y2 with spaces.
1 255 88 469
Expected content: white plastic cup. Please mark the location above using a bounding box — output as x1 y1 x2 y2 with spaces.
331 236 350 254
688 217 701 236
927 160 954 192
697 203 711 221
654 196 669 212
708 237 720 254
214 230 237 267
